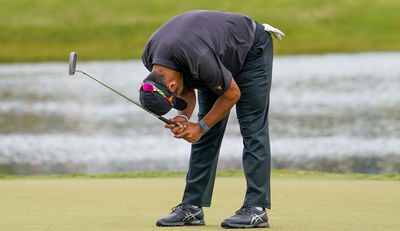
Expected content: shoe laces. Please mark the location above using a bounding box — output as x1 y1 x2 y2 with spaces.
171 204 183 212
171 203 200 213
235 206 253 215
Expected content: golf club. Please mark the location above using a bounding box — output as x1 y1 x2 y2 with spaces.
68 51 177 125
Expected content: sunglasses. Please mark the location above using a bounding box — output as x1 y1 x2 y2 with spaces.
140 82 174 105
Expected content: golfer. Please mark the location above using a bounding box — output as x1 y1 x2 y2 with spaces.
139 10 284 229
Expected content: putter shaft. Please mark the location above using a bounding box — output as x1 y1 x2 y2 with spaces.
75 70 176 125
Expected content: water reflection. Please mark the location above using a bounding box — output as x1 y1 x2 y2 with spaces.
0 52 399 174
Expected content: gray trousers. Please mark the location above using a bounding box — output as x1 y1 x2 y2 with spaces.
182 23 273 209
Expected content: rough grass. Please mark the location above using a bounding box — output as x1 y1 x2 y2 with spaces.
0 0 399 62
1 169 399 180
0 172 399 231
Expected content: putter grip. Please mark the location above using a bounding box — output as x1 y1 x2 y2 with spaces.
159 116 178 126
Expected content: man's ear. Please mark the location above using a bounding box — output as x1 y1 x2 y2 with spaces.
167 79 177 93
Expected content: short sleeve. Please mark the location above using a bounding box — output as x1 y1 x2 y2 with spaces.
141 41 181 72
197 51 233 95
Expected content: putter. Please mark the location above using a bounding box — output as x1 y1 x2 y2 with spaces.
68 52 176 125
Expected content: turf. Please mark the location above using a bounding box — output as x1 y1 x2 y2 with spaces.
1 169 399 180
1 0 400 62
0 172 399 231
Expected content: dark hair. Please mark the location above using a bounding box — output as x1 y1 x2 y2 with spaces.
144 71 166 86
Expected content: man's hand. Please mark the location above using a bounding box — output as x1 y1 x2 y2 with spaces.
174 121 206 143
165 116 206 143
165 116 188 135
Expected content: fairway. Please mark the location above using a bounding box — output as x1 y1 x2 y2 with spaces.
0 174 399 231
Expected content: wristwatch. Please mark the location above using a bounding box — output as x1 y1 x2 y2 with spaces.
198 119 210 132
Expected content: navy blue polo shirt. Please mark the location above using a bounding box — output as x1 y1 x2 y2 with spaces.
142 10 256 95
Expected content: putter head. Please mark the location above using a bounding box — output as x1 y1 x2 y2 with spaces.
69 52 78 75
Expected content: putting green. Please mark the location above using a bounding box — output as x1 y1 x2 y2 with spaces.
0 175 399 231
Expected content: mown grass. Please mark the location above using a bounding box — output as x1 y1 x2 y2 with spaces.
1 169 399 180
1 175 399 231
0 0 399 62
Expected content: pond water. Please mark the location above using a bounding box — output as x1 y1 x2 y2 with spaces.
0 52 399 174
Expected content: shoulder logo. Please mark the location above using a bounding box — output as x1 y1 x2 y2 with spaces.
216 85 222 90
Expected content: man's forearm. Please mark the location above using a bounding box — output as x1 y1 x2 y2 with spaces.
202 78 241 128
178 88 196 119
201 96 237 128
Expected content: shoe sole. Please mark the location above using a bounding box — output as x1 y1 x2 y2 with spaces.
221 222 270 229
156 220 205 227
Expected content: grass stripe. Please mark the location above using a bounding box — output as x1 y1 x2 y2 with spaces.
1 169 399 180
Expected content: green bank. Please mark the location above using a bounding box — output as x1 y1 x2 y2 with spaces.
1 0 399 62
1 170 399 231
1 169 400 180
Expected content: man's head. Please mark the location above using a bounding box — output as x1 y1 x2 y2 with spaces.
139 70 187 116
